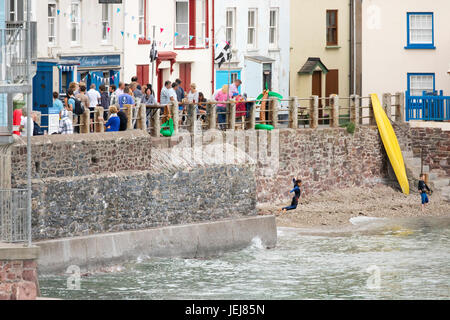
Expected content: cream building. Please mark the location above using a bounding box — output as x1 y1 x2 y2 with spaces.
290 0 351 110
360 0 450 98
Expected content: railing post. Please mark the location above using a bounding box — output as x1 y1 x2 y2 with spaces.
228 101 236 130
80 107 90 134
288 97 298 129
383 93 392 120
247 101 256 130
269 98 278 129
330 95 339 128
310 96 319 129
95 106 104 133
350 95 357 126
395 92 405 123
368 98 376 126
187 103 197 133
124 104 133 130
207 102 217 130
151 107 161 137
170 101 179 135
137 104 147 131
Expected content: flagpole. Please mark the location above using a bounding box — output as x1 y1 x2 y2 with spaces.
151 25 156 95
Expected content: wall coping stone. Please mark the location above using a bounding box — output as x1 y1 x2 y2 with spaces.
0 243 40 260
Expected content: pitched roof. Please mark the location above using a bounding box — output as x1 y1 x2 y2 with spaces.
298 57 329 74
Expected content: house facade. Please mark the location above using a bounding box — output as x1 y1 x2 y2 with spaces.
214 0 290 100
290 0 351 105
360 0 450 98
123 0 214 99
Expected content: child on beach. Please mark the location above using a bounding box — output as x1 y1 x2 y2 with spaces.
279 178 302 214
418 174 432 212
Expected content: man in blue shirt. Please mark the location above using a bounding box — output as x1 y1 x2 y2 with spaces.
53 92 64 118
118 86 135 110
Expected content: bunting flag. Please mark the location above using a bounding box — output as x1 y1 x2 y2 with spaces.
160 28 164 33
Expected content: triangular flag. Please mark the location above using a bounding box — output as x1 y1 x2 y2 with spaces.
175 32 179 37
160 28 164 33
107 27 111 33
117 8 120 13
120 31 124 36
57 9 60 15
133 34 137 39
189 36 194 40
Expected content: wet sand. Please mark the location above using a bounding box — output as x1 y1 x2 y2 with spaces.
258 185 450 229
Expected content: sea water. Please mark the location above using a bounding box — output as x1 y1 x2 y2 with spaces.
40 216 450 300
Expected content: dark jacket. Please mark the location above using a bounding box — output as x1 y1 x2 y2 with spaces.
33 121 44 136
117 111 128 131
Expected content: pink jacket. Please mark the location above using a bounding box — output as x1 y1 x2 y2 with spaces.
215 91 230 107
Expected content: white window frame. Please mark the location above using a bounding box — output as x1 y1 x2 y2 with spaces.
195 0 206 47
269 8 279 48
70 0 81 45
101 3 111 44
247 8 257 49
226 8 236 46
138 0 145 38
175 0 189 48
48 1 57 46
409 74 434 96
7 0 24 21
408 13 433 46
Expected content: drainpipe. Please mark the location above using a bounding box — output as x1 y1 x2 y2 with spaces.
211 0 215 94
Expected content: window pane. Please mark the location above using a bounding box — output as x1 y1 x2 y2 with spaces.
409 14 433 44
176 1 189 23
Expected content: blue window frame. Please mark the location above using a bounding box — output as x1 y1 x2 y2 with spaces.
407 73 435 96
405 12 435 49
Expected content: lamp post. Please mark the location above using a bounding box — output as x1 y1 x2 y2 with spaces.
26 0 32 247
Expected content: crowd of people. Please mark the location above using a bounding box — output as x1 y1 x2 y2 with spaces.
13 76 245 136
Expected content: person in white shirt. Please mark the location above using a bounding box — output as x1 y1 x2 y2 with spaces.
19 108 32 137
87 84 101 109
115 82 125 96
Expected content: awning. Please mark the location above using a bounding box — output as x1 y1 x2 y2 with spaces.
298 57 329 74
244 55 275 64
156 51 177 74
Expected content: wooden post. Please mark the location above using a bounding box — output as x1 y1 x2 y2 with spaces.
383 93 392 121
395 92 405 123
170 101 179 135
124 104 133 130
248 102 256 130
187 103 197 133
151 108 161 137
330 95 339 128
369 99 376 126
137 104 147 131
288 97 298 129
95 107 104 133
80 107 90 134
228 101 236 130
207 102 217 130
310 96 319 129
355 95 362 125
269 98 278 129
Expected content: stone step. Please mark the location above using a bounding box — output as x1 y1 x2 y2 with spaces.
433 179 450 189
402 151 414 159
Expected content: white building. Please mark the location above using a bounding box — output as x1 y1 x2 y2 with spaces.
361 0 450 99
122 0 214 99
214 0 290 101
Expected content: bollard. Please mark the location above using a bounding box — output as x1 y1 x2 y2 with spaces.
395 92 405 123
151 107 161 137
288 97 299 129
80 108 90 134
383 93 392 121
187 103 197 133
170 101 179 135
310 96 319 129
124 104 133 130
247 102 256 130
269 98 278 129
207 102 217 130
95 106 104 133
228 101 236 130
330 95 339 128
137 104 147 131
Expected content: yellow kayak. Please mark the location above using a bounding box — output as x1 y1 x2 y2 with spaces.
370 94 410 195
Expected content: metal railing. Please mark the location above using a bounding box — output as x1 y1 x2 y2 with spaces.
406 90 450 122
0 189 29 243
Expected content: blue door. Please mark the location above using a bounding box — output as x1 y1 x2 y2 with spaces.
216 70 241 93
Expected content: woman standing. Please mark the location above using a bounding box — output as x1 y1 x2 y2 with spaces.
215 85 230 129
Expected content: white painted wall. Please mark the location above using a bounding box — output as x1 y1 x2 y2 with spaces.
214 0 290 101
362 0 450 97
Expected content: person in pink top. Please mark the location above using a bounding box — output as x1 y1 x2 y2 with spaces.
215 85 230 128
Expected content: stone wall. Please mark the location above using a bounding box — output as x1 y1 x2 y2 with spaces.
409 127 450 175
0 254 39 300
256 127 388 204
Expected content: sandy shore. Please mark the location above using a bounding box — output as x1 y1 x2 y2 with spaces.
258 185 450 229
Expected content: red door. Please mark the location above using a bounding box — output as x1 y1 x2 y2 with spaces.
136 65 150 85
179 63 191 92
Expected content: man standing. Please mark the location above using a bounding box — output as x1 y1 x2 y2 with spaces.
53 92 64 118
118 86 135 110
175 79 185 102
116 82 125 96
130 82 143 101
109 84 118 106
160 81 172 106
75 85 90 131
230 79 242 96
87 84 101 109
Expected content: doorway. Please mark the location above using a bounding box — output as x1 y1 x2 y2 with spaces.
312 71 323 124
263 63 272 91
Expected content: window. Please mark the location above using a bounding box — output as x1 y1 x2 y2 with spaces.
196 0 206 47
70 0 81 45
48 1 57 45
8 0 24 21
247 9 257 48
176 0 189 47
326 10 338 46
408 73 435 96
102 4 111 43
269 8 279 48
406 13 435 49
226 8 236 45
138 0 145 38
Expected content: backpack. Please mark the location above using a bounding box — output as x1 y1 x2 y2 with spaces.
72 96 85 115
